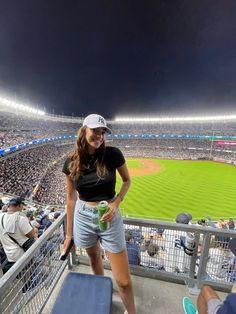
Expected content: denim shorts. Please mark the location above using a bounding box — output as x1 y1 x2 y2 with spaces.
207 299 223 314
73 199 126 253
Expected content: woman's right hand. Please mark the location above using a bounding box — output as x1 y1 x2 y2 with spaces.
62 237 74 255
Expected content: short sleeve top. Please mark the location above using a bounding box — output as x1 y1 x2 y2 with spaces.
62 146 125 201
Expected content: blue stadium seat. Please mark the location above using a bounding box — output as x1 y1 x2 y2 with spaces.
51 272 113 314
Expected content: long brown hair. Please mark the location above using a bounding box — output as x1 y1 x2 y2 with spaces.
68 126 107 181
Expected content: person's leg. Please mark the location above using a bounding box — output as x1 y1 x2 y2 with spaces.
107 249 136 314
197 292 208 314
86 242 104 275
197 285 221 314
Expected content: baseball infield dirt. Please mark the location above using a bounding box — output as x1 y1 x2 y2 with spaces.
128 159 161 176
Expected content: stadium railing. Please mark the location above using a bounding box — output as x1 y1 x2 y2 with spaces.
122 218 236 293
0 213 69 314
0 213 235 313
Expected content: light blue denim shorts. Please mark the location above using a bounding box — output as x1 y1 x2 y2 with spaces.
73 199 126 253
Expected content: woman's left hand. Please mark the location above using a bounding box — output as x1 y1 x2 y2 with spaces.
101 200 118 222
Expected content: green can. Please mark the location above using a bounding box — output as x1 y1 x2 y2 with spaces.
97 201 109 231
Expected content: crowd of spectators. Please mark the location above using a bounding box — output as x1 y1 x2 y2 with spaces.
112 138 236 162
124 214 236 283
0 144 71 204
111 120 236 136
35 159 67 205
0 110 78 149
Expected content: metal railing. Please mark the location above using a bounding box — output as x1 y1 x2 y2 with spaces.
0 213 68 314
76 218 236 293
0 214 236 313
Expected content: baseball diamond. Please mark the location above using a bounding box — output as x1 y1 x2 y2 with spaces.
116 158 236 222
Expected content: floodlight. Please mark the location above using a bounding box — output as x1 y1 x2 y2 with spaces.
0 95 45 115
115 114 236 123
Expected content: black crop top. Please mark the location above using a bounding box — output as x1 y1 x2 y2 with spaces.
62 146 125 202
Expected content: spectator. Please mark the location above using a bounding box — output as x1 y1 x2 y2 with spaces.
176 213 192 225
53 212 61 220
229 258 236 283
215 219 230 248
26 212 40 229
206 217 217 228
140 242 165 270
206 241 233 282
125 230 141 266
36 213 52 237
41 214 52 231
140 238 151 252
49 207 56 220
163 212 194 273
216 219 227 229
26 212 40 238
197 219 207 227
183 237 236 314
0 198 34 273
227 218 235 230
147 243 159 257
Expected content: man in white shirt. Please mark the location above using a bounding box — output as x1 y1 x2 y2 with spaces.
0 198 34 273
163 213 193 273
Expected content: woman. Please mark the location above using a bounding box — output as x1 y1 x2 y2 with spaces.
62 114 135 314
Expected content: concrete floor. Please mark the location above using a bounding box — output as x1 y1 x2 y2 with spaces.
42 264 228 314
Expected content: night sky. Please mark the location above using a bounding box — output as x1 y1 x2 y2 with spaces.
0 1 236 118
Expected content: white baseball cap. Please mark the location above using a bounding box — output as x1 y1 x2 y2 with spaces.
83 114 112 133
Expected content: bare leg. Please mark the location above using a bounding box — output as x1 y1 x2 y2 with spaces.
197 292 208 314
197 285 220 314
107 249 136 314
86 242 104 275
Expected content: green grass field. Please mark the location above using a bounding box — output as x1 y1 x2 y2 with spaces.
116 158 236 221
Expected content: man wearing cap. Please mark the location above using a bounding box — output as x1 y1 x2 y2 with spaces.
176 213 192 225
183 237 236 314
163 212 193 273
0 198 34 273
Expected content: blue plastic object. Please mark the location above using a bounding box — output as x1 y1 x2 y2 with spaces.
52 272 113 314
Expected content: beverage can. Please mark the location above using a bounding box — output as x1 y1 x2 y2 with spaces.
184 232 195 255
97 201 109 231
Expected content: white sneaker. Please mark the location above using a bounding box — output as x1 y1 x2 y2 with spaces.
124 311 128 314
